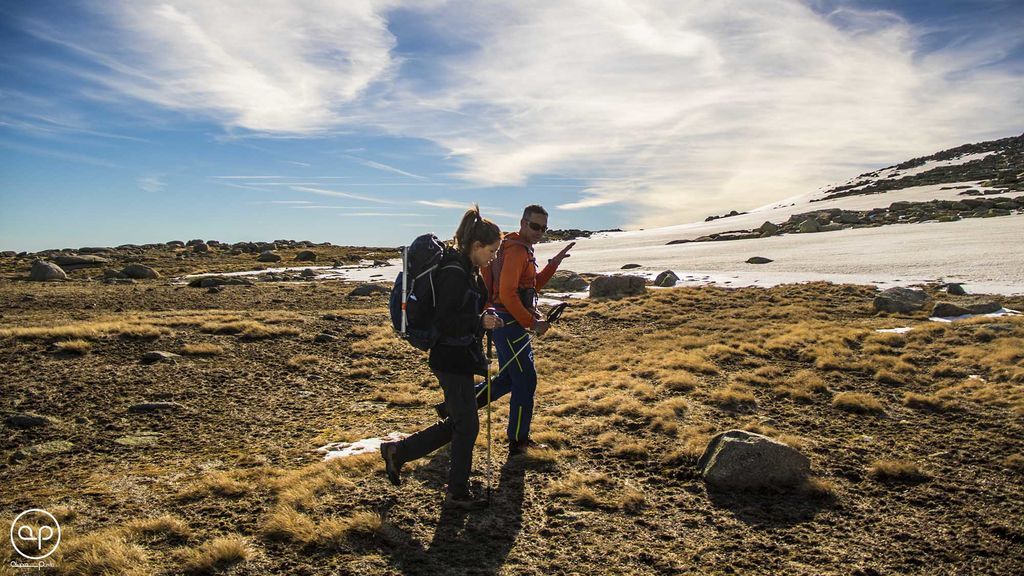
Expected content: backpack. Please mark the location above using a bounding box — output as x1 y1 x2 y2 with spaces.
389 234 472 351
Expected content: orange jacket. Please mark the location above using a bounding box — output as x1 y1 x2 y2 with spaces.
482 232 558 329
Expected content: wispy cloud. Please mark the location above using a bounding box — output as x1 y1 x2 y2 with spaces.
26 0 1024 227
289 185 398 205
286 160 311 167
138 175 165 192
344 154 428 181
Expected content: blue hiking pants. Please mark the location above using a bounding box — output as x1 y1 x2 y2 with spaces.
474 311 537 442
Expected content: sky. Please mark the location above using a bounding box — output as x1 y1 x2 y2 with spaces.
1 0 1022 253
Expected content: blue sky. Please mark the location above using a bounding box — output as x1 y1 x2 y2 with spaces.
1 0 1022 252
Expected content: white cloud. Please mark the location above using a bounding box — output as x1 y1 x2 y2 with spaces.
138 175 166 192
41 1 1024 227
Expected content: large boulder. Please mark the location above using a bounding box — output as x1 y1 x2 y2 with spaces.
873 287 929 313
29 261 67 281
544 270 587 292
192 242 210 253
945 283 967 296
932 300 1002 317
295 250 317 262
257 251 282 262
758 221 780 236
654 270 679 287
798 218 820 233
589 275 646 299
698 430 811 491
349 283 390 297
52 254 108 268
122 264 160 280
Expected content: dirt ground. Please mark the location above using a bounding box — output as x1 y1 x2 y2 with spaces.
1 249 1023 575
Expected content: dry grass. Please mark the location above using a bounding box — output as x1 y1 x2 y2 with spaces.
832 392 885 414
124 515 192 542
708 384 757 409
53 528 149 576
902 392 949 412
199 319 300 339
1004 454 1024 473
659 370 700 391
181 343 225 356
174 535 250 574
262 505 318 543
55 339 92 354
287 353 322 368
178 471 253 500
868 459 930 483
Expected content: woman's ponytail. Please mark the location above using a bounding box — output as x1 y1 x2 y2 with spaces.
453 203 501 255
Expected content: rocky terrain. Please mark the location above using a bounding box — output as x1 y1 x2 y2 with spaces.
1 244 1023 575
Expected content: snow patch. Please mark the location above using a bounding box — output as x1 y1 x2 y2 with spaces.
317 432 409 461
928 307 1021 323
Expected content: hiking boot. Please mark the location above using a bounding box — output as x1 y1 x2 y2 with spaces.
434 401 448 421
508 437 548 457
380 441 403 486
443 487 488 510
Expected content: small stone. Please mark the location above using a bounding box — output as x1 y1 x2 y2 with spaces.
946 283 966 295
314 333 339 343
621 263 642 270
6 413 53 429
348 283 390 297
142 351 180 364
746 257 773 264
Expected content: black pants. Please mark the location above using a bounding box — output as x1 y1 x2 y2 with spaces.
394 370 479 493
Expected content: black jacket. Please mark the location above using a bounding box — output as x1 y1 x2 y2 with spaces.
428 250 487 376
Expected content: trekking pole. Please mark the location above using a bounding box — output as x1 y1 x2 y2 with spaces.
485 328 493 505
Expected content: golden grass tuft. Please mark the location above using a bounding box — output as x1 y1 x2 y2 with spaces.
200 319 299 339
659 370 699 391
55 339 92 354
173 535 250 575
832 392 884 414
902 392 949 412
530 430 570 448
708 384 757 409
799 476 839 499
54 528 149 576
868 459 929 482
262 505 317 543
659 350 719 374
1004 453 1024 473
287 354 321 368
124 515 192 542
178 471 253 500
181 343 224 356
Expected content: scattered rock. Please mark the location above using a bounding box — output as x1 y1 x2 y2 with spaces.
295 250 317 262
654 270 679 287
873 287 929 313
589 275 646 299
6 413 53 429
946 283 967 295
142 351 180 364
207 285 224 293
301 268 317 278
29 260 67 281
621 263 642 270
932 300 1002 317
128 402 184 414
746 257 773 265
53 254 109 268
314 333 339 343
758 221 780 236
103 268 128 279
666 239 691 245
192 242 210 253
698 429 811 490
545 270 588 292
798 218 820 233
349 283 389 297
257 250 282 262
188 276 252 288
122 264 160 280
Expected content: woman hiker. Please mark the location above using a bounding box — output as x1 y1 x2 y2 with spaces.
379 205 504 509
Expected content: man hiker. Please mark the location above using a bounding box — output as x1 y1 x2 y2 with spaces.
435 204 574 456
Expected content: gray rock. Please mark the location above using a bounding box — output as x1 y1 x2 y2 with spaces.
698 429 810 490
758 221 779 235
128 401 184 413
621 263 642 270
142 351 180 364
295 250 317 262
348 283 390 297
654 270 679 287
29 260 67 281
6 413 53 429
589 275 646 299
545 270 588 292
122 264 160 280
53 254 108 268
946 283 967 296
103 268 128 279
313 333 338 343
932 300 1002 317
300 268 317 278
257 250 282 262
192 242 210 253
798 218 820 233
873 287 929 313
185 239 205 247
746 257 773 265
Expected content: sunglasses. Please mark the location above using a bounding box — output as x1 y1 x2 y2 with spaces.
526 221 547 232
